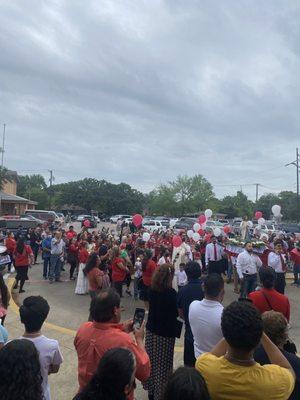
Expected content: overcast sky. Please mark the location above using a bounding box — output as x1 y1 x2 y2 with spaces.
0 1 299 200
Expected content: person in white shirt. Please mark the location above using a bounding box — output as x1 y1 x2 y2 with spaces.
205 236 225 275
134 257 142 300
158 250 171 266
236 241 262 298
175 263 188 290
268 241 287 294
19 296 63 400
189 273 224 358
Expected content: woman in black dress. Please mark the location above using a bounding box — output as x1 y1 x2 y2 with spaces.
143 264 178 400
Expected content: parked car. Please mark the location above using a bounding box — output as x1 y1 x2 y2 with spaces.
20 214 44 225
277 223 300 234
143 220 166 232
109 214 131 223
173 217 197 231
205 220 224 232
155 217 170 228
24 210 59 227
0 218 40 235
81 215 97 228
217 219 229 226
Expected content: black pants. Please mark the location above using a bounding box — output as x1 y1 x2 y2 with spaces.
208 260 223 275
69 261 77 279
184 336 196 367
113 281 123 297
275 273 286 294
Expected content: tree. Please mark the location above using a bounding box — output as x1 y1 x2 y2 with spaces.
255 193 280 220
148 174 214 216
0 167 14 191
219 191 254 219
17 174 47 197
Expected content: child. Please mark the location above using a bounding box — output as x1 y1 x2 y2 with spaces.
193 244 203 270
134 257 142 300
19 296 63 400
176 263 187 291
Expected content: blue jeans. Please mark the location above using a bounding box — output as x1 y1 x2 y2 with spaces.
240 273 257 298
49 255 62 281
43 258 50 278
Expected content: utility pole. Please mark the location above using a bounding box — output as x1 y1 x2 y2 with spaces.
48 169 54 210
285 148 300 213
254 183 261 202
1 124 6 168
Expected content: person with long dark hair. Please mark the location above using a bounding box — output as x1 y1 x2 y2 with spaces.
0 339 43 400
73 348 136 400
84 253 103 299
143 264 178 400
13 237 34 293
0 273 10 325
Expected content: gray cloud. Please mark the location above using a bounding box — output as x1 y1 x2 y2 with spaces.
0 0 299 200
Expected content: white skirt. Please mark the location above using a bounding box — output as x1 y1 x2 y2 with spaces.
75 263 88 295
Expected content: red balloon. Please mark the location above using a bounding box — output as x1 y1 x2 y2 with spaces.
132 214 143 227
84 219 91 228
198 214 206 224
172 235 182 247
223 225 231 234
255 211 263 220
198 228 205 236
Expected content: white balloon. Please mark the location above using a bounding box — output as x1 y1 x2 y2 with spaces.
271 204 281 216
187 230 194 238
247 221 253 228
192 232 200 242
142 232 150 242
193 223 200 232
205 209 213 218
258 217 265 225
213 227 222 237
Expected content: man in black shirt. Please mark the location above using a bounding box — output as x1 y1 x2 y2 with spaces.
177 261 204 366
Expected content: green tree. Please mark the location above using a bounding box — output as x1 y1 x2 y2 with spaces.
219 191 254 219
0 167 14 190
148 174 214 216
255 193 280 219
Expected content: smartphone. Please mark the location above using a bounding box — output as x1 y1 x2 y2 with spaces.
133 308 145 330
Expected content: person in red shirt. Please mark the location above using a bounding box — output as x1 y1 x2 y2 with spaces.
140 249 157 310
249 267 290 322
67 238 79 280
84 253 103 299
75 242 89 295
5 231 16 273
111 246 129 298
290 241 300 286
66 225 77 241
13 238 34 293
74 288 150 400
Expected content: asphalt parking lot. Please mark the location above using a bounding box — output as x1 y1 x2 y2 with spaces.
4 222 300 400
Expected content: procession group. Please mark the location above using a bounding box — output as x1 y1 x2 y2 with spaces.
0 217 300 400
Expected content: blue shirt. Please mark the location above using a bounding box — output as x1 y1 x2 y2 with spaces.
0 324 8 344
177 279 204 340
41 237 52 259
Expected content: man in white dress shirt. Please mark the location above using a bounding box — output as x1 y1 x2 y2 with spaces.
236 241 262 298
205 236 225 275
189 274 224 358
268 241 287 294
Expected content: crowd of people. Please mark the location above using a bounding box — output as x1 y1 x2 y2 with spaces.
0 219 300 399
